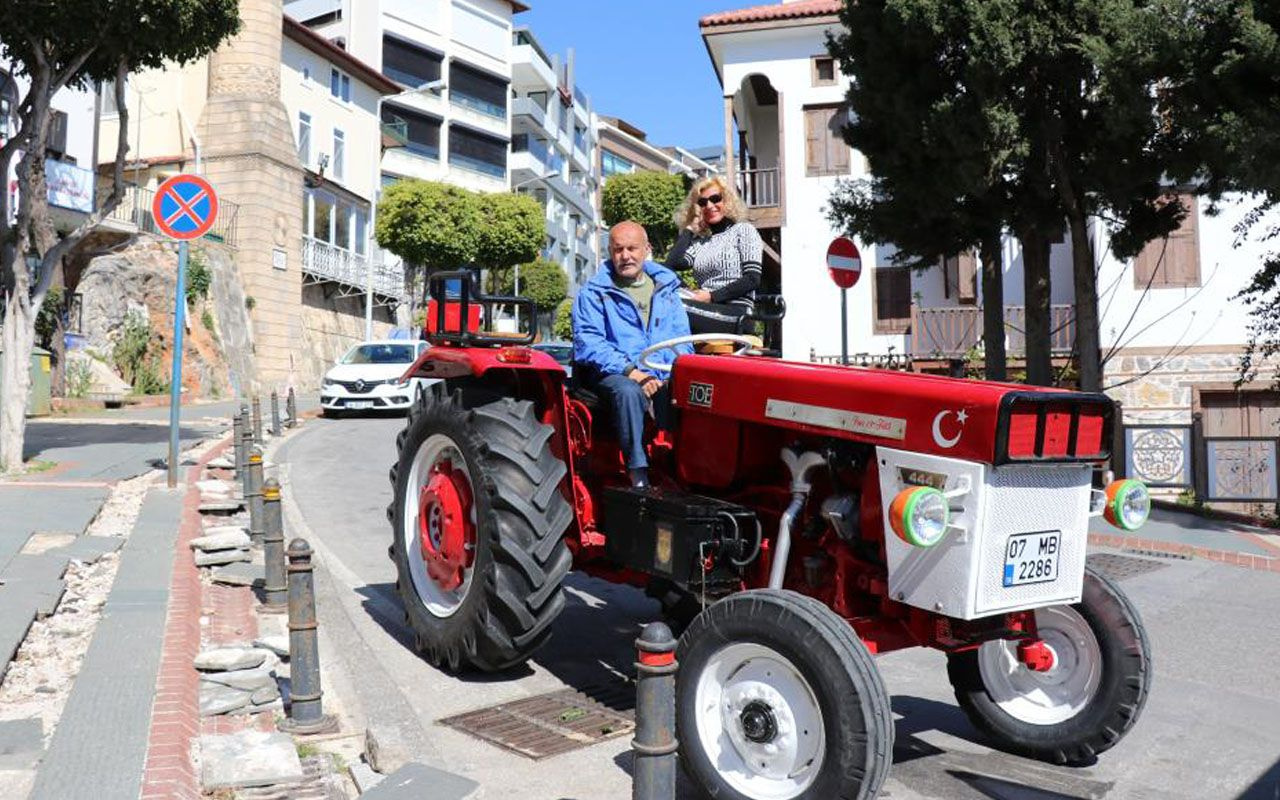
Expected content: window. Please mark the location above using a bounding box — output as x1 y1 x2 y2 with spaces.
942 251 978 304
297 112 311 166
1134 194 1200 289
382 104 441 159
804 105 851 177
47 110 68 157
354 207 368 256
100 79 126 115
448 125 506 178
873 266 912 334
382 35 442 88
602 151 635 179
330 68 351 102
812 56 837 86
311 191 335 243
335 198 351 249
449 61 507 119
333 129 345 181
302 65 311 82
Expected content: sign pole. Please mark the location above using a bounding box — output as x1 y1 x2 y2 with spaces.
168 241 188 488
840 287 848 366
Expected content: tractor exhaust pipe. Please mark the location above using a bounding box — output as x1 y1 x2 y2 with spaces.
770 449 826 590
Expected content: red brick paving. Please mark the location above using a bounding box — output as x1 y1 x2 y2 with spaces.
139 436 277 798
1088 531 1280 572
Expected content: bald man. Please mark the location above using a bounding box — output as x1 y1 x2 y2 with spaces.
572 221 692 487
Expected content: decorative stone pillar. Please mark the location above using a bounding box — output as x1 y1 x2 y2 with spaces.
196 0 304 391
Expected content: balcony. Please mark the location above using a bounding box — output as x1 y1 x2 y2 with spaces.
908 304 1076 359
512 43 556 90
737 168 779 208
512 96 547 131
301 237 404 298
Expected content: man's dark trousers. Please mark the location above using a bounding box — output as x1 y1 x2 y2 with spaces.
586 372 670 469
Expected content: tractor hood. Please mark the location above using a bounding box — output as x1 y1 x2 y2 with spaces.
670 355 1113 466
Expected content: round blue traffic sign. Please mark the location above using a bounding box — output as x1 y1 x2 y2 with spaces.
152 174 219 240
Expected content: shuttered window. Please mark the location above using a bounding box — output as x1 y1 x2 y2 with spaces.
943 251 978 304
804 105 850 177
874 266 911 334
1134 194 1200 289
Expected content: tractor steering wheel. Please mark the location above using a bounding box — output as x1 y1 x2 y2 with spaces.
638 333 758 375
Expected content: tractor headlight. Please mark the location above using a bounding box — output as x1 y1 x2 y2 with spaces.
1104 479 1150 531
889 486 950 548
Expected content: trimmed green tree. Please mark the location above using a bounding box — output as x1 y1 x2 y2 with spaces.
601 170 687 259
491 258 567 315
0 0 240 471
475 192 545 273
376 180 483 281
552 298 573 341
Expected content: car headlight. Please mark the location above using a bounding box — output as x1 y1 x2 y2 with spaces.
889 486 950 547
321 378 336 388
1103 479 1150 531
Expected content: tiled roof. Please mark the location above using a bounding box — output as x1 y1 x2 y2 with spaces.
700 0 843 28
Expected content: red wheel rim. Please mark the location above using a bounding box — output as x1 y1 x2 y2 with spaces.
417 458 475 593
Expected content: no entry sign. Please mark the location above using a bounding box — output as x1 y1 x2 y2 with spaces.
827 236 862 289
152 174 219 241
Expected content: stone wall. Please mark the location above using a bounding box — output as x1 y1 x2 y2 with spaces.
1104 350 1249 424
297 285 397 383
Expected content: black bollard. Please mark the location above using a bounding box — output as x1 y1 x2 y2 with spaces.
247 446 264 546
633 622 678 800
280 538 338 734
261 478 287 612
239 407 253 496
286 387 297 428
270 390 282 437
232 410 245 480
252 396 264 445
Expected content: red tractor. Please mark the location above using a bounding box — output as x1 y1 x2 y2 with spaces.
389 273 1152 800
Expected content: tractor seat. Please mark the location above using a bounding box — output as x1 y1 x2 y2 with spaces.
566 368 604 414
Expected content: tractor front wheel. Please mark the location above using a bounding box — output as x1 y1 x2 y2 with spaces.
676 589 893 800
946 565 1151 765
388 392 573 671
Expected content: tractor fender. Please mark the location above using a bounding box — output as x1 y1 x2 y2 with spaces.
400 345 566 384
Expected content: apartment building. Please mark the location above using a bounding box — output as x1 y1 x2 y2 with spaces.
509 27 599 290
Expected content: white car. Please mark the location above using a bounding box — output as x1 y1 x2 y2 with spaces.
320 340 435 416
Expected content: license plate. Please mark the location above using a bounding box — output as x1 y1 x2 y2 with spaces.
346 401 373 410
1002 531 1060 587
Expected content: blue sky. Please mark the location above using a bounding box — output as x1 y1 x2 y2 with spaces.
517 0 752 151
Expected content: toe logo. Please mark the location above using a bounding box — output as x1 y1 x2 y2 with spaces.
932 409 968 449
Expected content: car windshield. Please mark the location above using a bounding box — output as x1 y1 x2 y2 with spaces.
536 345 573 364
341 344 417 365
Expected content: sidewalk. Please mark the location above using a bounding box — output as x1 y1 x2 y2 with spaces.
1089 505 1280 572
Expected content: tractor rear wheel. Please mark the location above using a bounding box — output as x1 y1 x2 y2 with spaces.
388 391 573 671
946 565 1151 765
676 589 893 800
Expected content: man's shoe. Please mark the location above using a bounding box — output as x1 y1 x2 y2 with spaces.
629 468 650 489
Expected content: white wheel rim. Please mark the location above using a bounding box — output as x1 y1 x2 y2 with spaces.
977 605 1102 725
693 642 826 800
402 433 476 618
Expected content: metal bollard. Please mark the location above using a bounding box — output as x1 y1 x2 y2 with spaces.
247 446 265 546
270 390 282 437
239 407 253 495
280 538 337 734
252 395 264 445
286 387 297 428
261 478 288 612
633 622 678 800
232 410 245 480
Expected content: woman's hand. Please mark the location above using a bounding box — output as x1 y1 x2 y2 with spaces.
689 289 712 303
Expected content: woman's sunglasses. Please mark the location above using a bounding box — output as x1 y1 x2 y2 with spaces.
697 194 724 207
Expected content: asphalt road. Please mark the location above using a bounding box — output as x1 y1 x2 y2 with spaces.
278 414 1280 800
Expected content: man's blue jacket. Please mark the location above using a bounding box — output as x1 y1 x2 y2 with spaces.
572 260 693 378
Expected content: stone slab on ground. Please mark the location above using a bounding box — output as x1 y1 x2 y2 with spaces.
358 762 479 800
194 547 251 567
199 683 252 716
199 730 304 790
194 646 269 672
252 634 288 658
348 761 384 794
210 562 262 587
0 603 36 684
207 456 235 469
27 487 181 800
0 718 43 770
0 575 67 620
53 535 123 564
0 486 110 573
201 524 248 537
190 530 251 551
198 499 244 513
200 666 275 691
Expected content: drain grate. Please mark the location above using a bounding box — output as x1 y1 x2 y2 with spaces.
1087 552 1171 581
441 685 636 760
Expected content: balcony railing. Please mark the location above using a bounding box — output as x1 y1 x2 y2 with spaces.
381 119 409 147
302 237 404 298
450 91 505 120
737 168 779 209
512 96 547 129
909 304 1076 358
98 183 239 245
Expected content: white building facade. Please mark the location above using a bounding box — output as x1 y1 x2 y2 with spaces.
703 0 1278 505
509 27 599 291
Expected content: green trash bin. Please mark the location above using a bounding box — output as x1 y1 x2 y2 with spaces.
0 345 53 417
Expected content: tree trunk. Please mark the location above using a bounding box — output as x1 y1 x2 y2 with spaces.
1021 229 1053 386
0 283 36 472
1068 212 1100 392
980 232 1007 381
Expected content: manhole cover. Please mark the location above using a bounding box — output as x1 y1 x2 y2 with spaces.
441 685 635 760
1087 552 1170 581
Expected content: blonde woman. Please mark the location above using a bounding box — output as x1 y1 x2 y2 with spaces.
665 176 765 334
